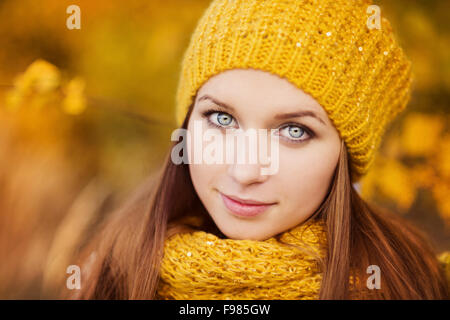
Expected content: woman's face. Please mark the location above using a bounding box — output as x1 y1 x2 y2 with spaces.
186 68 341 240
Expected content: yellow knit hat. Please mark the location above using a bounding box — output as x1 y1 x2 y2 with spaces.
175 0 413 182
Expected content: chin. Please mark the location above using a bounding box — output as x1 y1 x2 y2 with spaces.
216 222 269 241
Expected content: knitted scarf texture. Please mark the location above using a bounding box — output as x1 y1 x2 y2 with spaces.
155 217 328 300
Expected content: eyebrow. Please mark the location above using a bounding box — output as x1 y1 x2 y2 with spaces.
197 94 236 113
274 110 326 125
197 94 326 126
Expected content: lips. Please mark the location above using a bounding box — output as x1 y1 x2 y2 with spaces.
220 193 276 217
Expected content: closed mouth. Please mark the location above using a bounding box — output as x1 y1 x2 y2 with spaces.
222 193 276 206
219 192 277 217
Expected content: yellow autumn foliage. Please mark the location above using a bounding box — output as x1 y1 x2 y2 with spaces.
363 112 450 225
435 134 450 180
62 77 87 115
432 183 450 228
401 113 445 157
6 59 61 111
363 157 417 212
5 59 87 116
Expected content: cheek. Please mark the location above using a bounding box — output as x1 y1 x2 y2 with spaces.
187 121 226 202
189 163 221 193
189 161 227 220
277 144 338 208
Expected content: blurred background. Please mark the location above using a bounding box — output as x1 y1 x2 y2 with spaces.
0 0 448 299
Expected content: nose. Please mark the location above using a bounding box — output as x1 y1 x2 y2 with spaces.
227 163 269 185
224 128 276 185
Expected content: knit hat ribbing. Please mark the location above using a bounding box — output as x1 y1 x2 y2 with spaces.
175 0 413 182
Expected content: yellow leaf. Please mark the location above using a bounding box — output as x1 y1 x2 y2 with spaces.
436 134 450 179
62 77 87 115
15 59 61 94
5 59 61 110
432 183 450 227
401 113 444 157
380 159 416 211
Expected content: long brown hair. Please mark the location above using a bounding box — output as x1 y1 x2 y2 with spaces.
65 101 449 300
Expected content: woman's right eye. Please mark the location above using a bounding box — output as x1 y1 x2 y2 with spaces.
207 111 237 128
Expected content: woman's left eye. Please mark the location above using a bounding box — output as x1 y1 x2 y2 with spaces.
278 125 311 142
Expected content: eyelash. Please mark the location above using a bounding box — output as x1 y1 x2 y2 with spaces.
200 108 315 144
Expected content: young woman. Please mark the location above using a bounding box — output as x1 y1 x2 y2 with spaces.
68 0 450 299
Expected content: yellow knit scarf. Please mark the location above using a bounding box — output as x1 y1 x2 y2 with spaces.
155 217 328 300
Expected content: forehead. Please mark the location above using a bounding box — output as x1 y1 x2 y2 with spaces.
196 68 328 119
